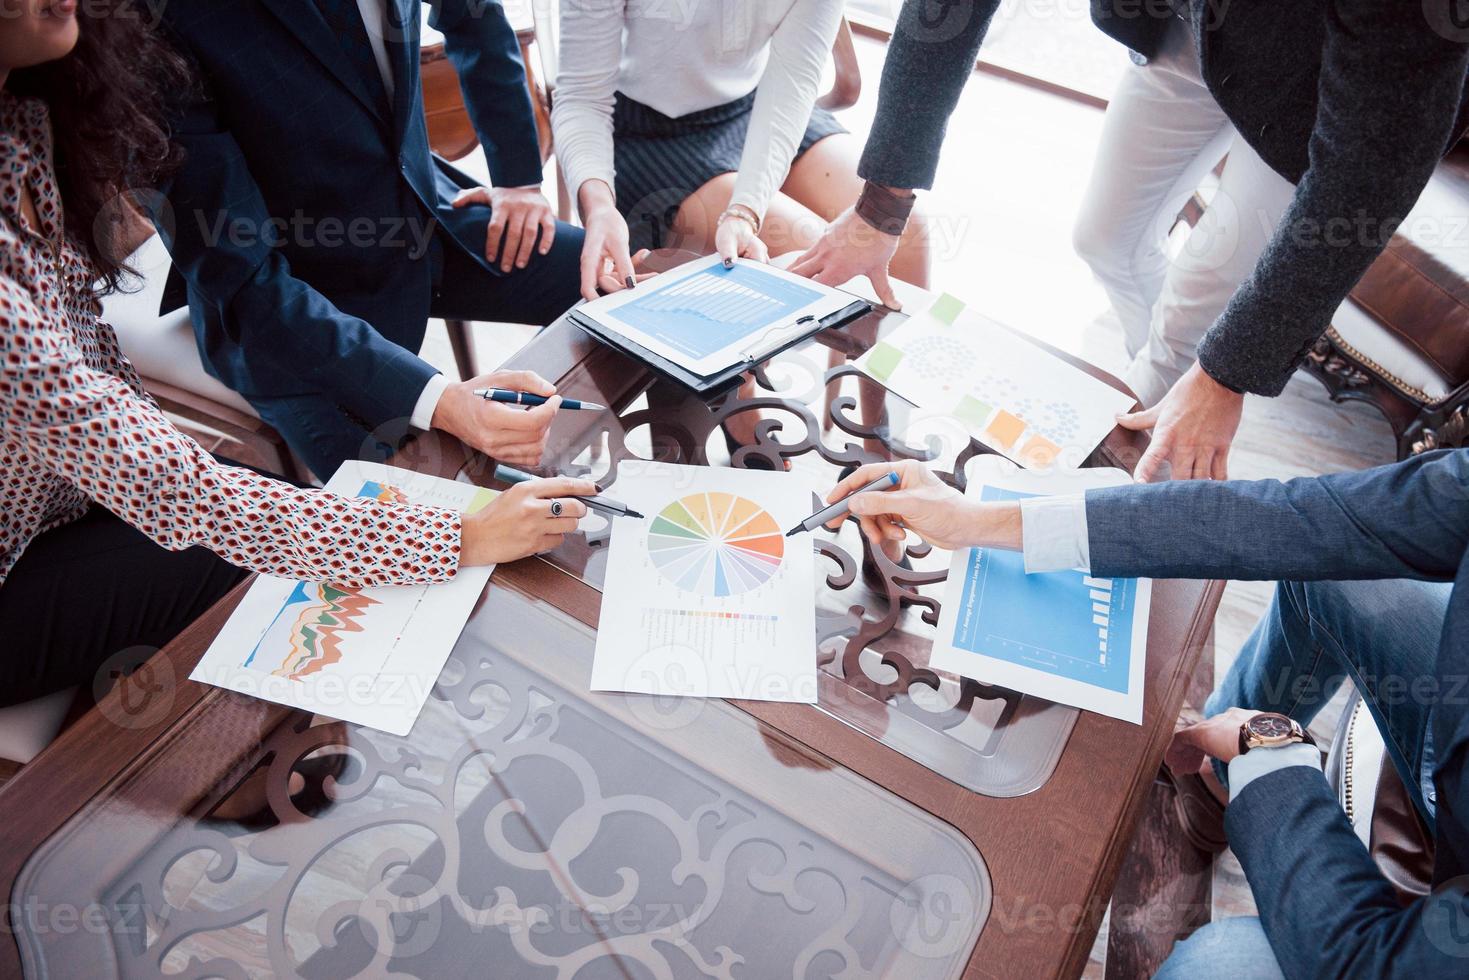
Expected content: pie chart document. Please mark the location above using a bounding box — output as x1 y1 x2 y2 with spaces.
592 462 818 703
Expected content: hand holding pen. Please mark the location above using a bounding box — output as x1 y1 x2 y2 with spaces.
815 460 1016 552
494 465 645 521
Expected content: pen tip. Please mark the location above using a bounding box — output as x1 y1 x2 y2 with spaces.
784 526 800 537
626 509 645 520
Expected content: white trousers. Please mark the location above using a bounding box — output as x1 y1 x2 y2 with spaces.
1072 18 1297 406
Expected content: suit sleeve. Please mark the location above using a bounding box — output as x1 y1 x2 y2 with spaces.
156 71 437 431
1226 765 1469 979
430 0 544 189
1195 3 1469 395
857 0 1002 190
1085 450 1469 582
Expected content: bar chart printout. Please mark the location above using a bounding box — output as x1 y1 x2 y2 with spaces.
932 479 1150 723
609 261 825 360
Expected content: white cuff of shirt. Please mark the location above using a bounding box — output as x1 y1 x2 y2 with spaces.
1227 742 1323 803
1019 493 1090 573
410 373 451 432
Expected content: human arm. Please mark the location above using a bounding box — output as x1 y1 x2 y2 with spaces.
545 0 642 299
1171 708 1469 979
1191 3 1469 398
789 0 1000 305
1084 451 1469 583
714 0 845 265
431 0 557 271
156 78 437 439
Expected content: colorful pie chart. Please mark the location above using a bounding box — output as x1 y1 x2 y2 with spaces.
647 492 784 597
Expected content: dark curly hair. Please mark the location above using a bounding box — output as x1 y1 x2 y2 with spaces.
8 0 191 291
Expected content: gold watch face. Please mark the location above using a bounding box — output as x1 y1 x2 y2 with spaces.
1249 713 1294 740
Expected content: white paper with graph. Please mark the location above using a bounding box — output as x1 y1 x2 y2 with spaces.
856 293 1136 469
574 253 859 377
931 458 1151 724
592 462 817 703
191 462 497 736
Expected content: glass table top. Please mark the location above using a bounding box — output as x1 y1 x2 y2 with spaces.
13 583 989 979
525 314 1082 797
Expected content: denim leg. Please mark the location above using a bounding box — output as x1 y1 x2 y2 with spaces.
1205 578 1450 824
1155 917 1284 980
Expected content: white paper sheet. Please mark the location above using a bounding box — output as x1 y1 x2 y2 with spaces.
190 462 496 736
591 462 818 702
576 254 860 377
856 293 1136 469
931 457 1151 724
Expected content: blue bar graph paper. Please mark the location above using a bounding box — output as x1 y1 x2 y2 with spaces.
948 486 1140 693
614 263 825 359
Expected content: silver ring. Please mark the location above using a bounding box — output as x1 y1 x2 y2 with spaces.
549 499 564 517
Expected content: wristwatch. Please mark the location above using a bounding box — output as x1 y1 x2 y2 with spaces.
1238 712 1315 755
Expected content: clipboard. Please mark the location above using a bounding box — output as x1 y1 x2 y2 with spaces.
564 255 863 396
567 276 871 396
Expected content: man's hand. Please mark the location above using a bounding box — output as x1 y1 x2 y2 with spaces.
825 459 1021 552
1166 707 1259 776
789 205 902 309
1117 362 1244 483
452 185 556 273
431 368 561 466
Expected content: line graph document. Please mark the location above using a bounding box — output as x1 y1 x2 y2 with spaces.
191 461 496 736
931 458 1151 723
592 462 817 703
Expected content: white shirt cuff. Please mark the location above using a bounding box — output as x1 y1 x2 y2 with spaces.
410 373 450 432
1019 494 1090 573
1227 742 1323 803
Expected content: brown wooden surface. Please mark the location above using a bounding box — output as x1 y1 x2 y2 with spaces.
0 304 1222 979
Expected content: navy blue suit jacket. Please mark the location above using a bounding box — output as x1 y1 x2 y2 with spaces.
1086 450 1469 977
156 0 544 431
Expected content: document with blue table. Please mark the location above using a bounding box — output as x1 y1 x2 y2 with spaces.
571 253 867 388
932 458 1152 724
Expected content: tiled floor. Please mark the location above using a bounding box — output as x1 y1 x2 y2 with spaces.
428 26 1400 976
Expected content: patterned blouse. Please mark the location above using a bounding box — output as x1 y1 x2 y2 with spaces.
0 92 461 589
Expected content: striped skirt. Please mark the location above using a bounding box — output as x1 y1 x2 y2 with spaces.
611 90 847 252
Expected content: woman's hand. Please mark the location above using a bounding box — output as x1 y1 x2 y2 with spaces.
577 179 638 301
460 477 595 565
824 460 1021 552
715 209 769 267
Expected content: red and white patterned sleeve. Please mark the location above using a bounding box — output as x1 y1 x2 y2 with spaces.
0 274 463 588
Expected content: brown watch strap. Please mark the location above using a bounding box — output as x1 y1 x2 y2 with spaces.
854 182 915 237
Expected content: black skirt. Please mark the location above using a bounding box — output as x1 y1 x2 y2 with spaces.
611 90 847 252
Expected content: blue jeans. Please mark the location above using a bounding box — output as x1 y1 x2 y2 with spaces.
1157 917 1284 979
252 223 585 480
1205 577 1451 827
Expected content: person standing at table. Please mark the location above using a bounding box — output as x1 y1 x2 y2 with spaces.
822 453 1469 977
153 0 588 480
0 1 595 708
550 0 931 451
792 0 1469 482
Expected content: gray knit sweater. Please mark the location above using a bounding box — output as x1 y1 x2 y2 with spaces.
858 0 1469 397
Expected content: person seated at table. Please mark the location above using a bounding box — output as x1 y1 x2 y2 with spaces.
792 0 1469 483
152 0 588 480
0 1 595 709
549 0 930 450
823 453 1469 976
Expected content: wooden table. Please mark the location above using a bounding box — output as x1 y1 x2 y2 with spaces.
0 279 1221 979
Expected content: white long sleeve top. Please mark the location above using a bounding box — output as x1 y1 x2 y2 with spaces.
551 0 845 220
